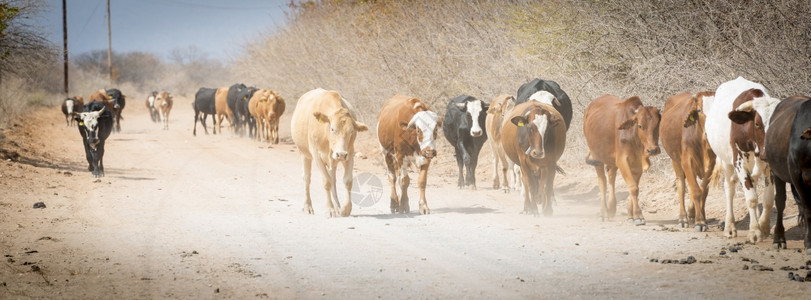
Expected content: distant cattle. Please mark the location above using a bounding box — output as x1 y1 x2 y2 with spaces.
584 95 661 225
705 76 780 243
660 91 716 231
105 88 126 133
145 91 159 123
214 87 233 134
75 100 113 178
235 86 259 138
765 95 811 253
249 89 286 144
61 96 84 127
377 94 441 214
154 91 173 130
516 78 573 129
443 95 488 189
485 94 516 193
502 101 566 215
225 83 255 137
193 87 218 136
291 88 368 217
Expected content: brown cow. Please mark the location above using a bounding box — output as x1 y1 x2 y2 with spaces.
485 94 516 193
61 96 84 127
214 87 233 134
154 91 173 130
377 94 441 214
660 91 716 231
502 101 567 215
249 89 286 144
291 88 368 217
89 90 116 113
584 95 661 224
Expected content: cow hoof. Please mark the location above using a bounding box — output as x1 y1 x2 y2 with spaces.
806 248 811 255
747 230 762 244
420 207 430 215
694 224 708 232
773 242 787 250
303 206 314 215
634 219 645 226
678 221 688 228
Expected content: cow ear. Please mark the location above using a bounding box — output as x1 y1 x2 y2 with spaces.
510 116 528 127
354 121 369 132
313 112 330 123
802 128 811 140
683 110 700 128
728 111 754 124
618 118 637 130
553 97 561 107
399 122 410 130
486 105 498 114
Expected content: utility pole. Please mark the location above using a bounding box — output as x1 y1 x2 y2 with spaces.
62 0 68 96
106 0 112 85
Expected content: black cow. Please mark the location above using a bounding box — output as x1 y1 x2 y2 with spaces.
443 95 489 189
765 95 811 254
226 83 249 136
234 86 258 138
105 88 126 133
516 78 573 129
193 87 218 136
76 100 113 178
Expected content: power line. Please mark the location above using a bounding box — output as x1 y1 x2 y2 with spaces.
142 0 284 11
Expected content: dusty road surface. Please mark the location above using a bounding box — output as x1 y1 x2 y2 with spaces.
2 97 811 299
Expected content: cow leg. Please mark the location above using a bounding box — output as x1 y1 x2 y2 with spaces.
339 158 354 217
399 161 410 214
491 143 500 190
773 177 788 249
721 162 739 238
606 166 618 220
498 150 510 193
684 164 707 232
738 170 765 243
417 163 430 214
672 160 688 228
453 145 465 189
97 143 105 177
542 167 555 216
594 165 608 221
467 146 481 190
757 174 775 241
384 153 399 214
618 161 644 225
797 184 811 254
301 156 314 214
82 141 93 172
314 159 339 217
521 165 538 216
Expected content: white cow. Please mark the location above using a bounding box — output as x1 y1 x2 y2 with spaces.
704 76 781 243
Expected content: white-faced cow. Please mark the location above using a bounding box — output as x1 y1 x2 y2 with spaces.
76 100 113 178
485 94 516 193
377 94 441 214
154 91 173 130
705 76 780 243
145 91 159 123
516 78 573 129
443 95 488 189
584 95 661 225
502 101 566 216
61 96 84 127
660 91 716 231
193 87 218 136
765 95 811 253
291 88 368 217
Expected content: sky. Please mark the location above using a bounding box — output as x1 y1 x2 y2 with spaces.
39 0 290 62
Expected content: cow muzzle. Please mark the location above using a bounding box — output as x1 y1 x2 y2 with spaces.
333 151 349 161
470 129 483 137
421 148 437 159
647 147 661 156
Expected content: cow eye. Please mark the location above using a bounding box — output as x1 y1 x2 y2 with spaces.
638 125 643 129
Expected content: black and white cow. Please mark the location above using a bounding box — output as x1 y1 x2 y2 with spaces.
443 95 488 189
105 88 126 133
76 100 113 178
516 78 573 129
765 95 811 254
193 87 218 136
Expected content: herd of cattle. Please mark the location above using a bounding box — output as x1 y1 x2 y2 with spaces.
58 76 811 255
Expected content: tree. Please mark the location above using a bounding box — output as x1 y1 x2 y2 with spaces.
0 0 54 83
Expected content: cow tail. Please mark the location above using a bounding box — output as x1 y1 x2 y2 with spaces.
584 151 603 167
709 159 723 188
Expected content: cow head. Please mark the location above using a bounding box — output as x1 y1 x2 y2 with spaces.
618 99 661 159
510 105 561 159
401 110 442 163
454 99 486 137
64 98 76 115
314 108 369 161
77 105 106 150
487 95 515 118
728 88 781 160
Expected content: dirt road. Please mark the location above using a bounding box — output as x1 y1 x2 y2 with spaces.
1 98 810 298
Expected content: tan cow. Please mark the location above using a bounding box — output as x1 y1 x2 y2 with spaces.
214 87 233 134
502 101 567 215
154 91 173 130
377 94 441 214
660 91 716 231
584 95 661 225
249 89 285 144
291 88 368 217
485 94 516 193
